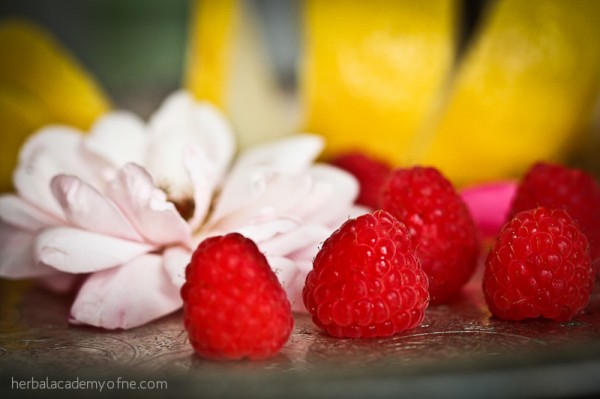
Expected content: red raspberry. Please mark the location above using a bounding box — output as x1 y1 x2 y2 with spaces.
181 233 293 360
303 210 429 338
510 162 600 265
380 167 479 304
483 207 594 322
330 152 392 209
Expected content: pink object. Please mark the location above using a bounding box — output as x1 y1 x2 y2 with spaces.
460 181 518 239
0 91 364 329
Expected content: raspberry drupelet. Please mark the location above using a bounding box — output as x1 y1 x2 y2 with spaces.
303 210 430 338
483 207 594 322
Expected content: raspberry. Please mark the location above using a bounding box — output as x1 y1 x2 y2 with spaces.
181 233 293 360
380 167 479 304
510 162 600 264
483 207 594 322
303 210 429 338
330 152 392 209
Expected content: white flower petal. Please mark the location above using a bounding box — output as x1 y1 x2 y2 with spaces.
267 256 303 312
18 126 101 187
302 164 360 228
162 246 191 288
209 135 323 224
0 194 62 231
35 227 155 273
14 150 70 219
106 163 192 247
229 218 298 243
146 91 235 199
51 175 143 241
0 222 57 278
83 111 148 169
184 145 219 231
231 134 324 175
259 225 330 258
209 172 313 229
69 254 183 329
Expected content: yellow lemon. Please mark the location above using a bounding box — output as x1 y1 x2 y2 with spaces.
419 0 600 186
0 19 110 192
301 0 458 164
185 0 299 149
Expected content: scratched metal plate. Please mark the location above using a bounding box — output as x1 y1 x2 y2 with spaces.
1 276 600 398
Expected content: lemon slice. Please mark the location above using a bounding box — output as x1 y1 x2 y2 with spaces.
301 0 458 164
418 0 600 186
185 0 299 149
0 19 110 192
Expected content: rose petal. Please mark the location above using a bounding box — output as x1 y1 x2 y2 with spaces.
0 222 57 278
208 172 312 231
69 254 183 329
150 91 234 172
231 134 324 175
162 246 192 288
51 175 143 241
231 218 299 243
18 126 101 187
460 181 517 238
267 256 304 312
106 163 191 247
83 111 148 169
259 225 330 258
14 150 70 219
209 135 323 222
35 227 155 273
0 194 62 231
184 144 219 231
146 91 234 199
302 164 360 228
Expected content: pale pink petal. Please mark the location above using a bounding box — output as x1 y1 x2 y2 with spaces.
184 145 219 230
14 150 69 219
83 111 148 169
69 254 183 329
35 227 155 273
51 175 143 241
231 134 324 175
302 164 360 228
162 246 192 287
18 126 101 186
231 218 298 243
209 135 323 222
460 181 517 238
0 194 62 231
208 173 312 231
149 91 234 173
0 222 57 278
146 91 234 199
106 163 191 247
267 256 304 313
259 225 330 258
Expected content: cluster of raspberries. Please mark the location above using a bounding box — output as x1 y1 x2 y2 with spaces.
181 154 599 360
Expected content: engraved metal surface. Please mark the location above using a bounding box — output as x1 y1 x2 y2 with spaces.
1 277 600 398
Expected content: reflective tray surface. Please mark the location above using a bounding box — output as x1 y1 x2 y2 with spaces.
1 278 600 398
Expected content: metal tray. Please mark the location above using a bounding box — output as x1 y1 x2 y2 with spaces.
1 277 600 398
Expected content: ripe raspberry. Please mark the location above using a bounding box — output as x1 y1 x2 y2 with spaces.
483 207 594 322
181 233 293 360
330 152 392 209
510 162 600 264
303 210 429 338
380 167 479 304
